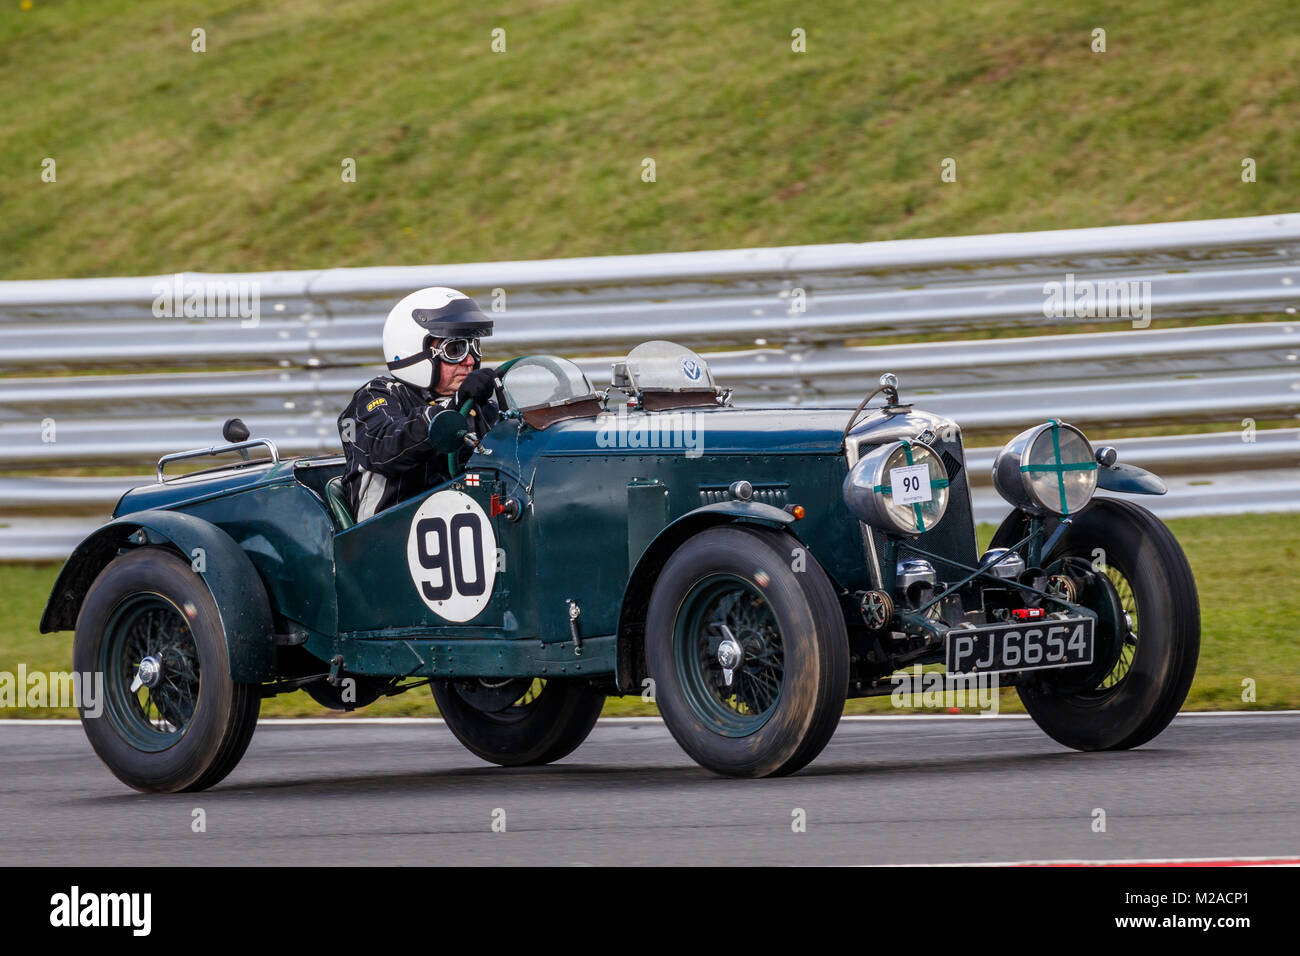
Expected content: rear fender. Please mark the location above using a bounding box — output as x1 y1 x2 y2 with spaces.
40 510 275 683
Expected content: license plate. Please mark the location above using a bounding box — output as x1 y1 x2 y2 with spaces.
945 617 1094 676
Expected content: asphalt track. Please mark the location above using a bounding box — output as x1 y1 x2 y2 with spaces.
1 713 1296 866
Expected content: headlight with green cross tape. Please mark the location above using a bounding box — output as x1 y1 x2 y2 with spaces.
841 439 951 534
992 419 1099 516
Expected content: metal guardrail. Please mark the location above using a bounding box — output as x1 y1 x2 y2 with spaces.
2 368 1296 466
1 213 1297 559
1 320 1296 459
3 213 1299 369
4 321 1297 415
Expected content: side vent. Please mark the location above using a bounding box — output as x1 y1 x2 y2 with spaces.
699 484 789 507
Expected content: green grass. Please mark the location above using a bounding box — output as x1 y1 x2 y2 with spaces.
2 513 1296 718
0 0 1295 280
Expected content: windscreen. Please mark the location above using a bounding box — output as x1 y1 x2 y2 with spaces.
500 356 597 410
624 341 715 391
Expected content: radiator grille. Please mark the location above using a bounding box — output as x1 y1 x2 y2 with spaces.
941 449 964 482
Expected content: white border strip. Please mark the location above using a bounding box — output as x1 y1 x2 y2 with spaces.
877 854 1300 867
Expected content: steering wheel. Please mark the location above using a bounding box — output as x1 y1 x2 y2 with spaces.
446 358 523 476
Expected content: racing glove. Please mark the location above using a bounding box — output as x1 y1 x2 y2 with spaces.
453 367 498 409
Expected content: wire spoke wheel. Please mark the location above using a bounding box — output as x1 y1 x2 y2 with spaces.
74 547 261 792
1099 566 1139 691
102 594 202 752
646 525 847 777
675 574 785 736
451 677 549 722
989 499 1199 752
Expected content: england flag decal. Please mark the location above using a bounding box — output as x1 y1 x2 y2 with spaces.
464 473 480 487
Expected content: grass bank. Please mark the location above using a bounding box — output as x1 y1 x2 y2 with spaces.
1 0 1295 280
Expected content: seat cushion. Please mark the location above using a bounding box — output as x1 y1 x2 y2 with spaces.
325 476 355 530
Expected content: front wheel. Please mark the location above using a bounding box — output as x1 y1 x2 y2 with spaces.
646 524 848 778
991 498 1200 751
73 547 261 793
430 677 605 766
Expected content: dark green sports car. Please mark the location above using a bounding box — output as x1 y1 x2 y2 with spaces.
41 341 1199 791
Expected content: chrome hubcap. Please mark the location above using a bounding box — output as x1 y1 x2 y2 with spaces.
715 629 744 687
129 655 162 694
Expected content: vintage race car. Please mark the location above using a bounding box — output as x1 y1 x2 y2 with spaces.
41 341 1199 791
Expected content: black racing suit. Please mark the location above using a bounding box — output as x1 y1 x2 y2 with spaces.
336 375 499 522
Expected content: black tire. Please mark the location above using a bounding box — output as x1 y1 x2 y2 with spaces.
993 499 1199 751
73 547 261 793
430 677 605 767
645 524 848 778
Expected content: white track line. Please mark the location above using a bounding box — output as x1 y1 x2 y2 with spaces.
2 710 1297 728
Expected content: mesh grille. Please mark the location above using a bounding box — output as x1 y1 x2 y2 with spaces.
941 449 964 481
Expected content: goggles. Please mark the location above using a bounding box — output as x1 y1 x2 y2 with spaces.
429 337 482 363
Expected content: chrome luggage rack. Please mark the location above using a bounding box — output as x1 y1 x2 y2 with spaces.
156 439 280 483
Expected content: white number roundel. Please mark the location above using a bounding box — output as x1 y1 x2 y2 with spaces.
405 490 496 622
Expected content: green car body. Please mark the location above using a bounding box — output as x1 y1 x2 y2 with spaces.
41 343 1200 788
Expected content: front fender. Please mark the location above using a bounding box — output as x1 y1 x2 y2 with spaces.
626 500 797 595
613 499 798 692
40 510 275 683
1096 461 1168 495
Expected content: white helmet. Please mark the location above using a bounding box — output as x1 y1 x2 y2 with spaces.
382 287 492 389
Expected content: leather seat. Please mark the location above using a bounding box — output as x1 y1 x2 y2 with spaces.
325 476 355 530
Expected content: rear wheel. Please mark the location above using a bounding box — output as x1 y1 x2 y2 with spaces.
73 547 261 793
430 677 605 766
991 498 1199 751
646 524 848 777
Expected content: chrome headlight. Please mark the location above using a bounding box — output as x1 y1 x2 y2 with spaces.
842 440 950 535
992 420 1098 516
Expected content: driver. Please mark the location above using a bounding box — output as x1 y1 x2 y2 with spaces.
337 287 500 521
